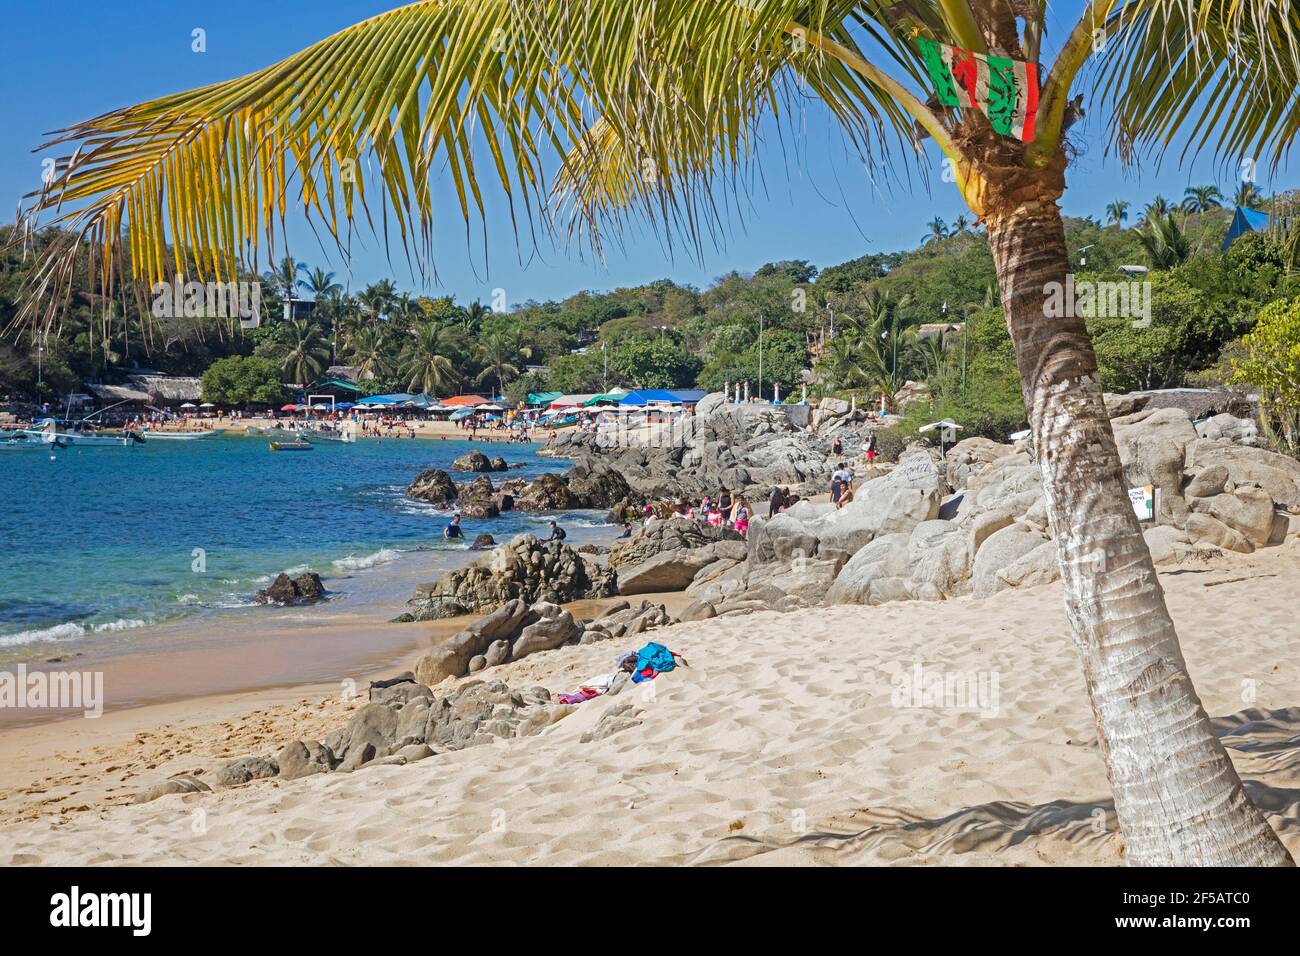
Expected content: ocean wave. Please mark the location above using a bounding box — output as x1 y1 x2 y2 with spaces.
332 548 402 572
0 617 152 648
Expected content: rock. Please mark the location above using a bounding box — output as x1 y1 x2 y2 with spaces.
1184 439 1300 509
609 518 744 569
213 755 280 788
471 533 496 549
971 525 1048 598
809 483 941 554
277 740 336 780
396 744 436 763
580 703 642 743
617 550 720 594
490 456 509 472
994 540 1060 591
967 508 1017 562
330 702 400 769
1184 513 1255 553
1104 392 1151 418
906 520 970 597
1195 413 1261 445
1144 524 1192 565
452 450 493 472
406 468 458 504
406 535 616 621
132 774 211 804
254 572 326 606
1111 407 1199 527
945 437 1014 491
484 639 511 667
468 655 487 673
1187 487 1275 547
1185 464 1229 499
414 598 531 682
566 462 635 508
825 533 910 604
512 609 583 660
516 473 583 510
679 599 717 621
369 678 433 707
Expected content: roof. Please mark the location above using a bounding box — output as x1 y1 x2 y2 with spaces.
581 393 626 406
126 375 202 402
668 389 707 404
1222 205 1271 251
619 389 686 406
89 383 151 403
442 394 490 407
356 393 415 405
527 391 564 405
549 393 598 407
310 378 365 393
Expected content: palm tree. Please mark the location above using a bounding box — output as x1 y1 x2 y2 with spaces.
921 216 949 244
1182 184 1225 213
298 267 341 301
913 333 949 378
358 280 397 322
27 0 1299 867
276 318 330 386
345 325 391 381
1143 195 1172 221
813 334 887 393
400 322 462 395
951 214 969 233
1105 199 1129 227
474 329 532 397
1137 212 1192 269
459 300 491 335
1233 182 1267 211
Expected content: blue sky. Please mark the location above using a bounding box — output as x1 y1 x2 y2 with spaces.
2 0 1294 306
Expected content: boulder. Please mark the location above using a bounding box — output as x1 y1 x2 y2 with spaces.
414 598 531 682
406 468 458 504
516 473 582 511
824 533 910 605
471 533 496 549
512 609 582 660
1184 439 1300 509
1184 513 1254 553
452 451 493 472
132 774 211 804
1187 487 1275 547
679 599 718 622
254 572 326 606
1185 464 1229 499
971 525 1048 598
994 540 1060 591
809 483 941 554
328 702 400 770
1111 407 1199 527
277 740 336 780
490 456 509 472
610 518 744 569
1144 524 1192 565
945 437 1014 491
213 755 280 788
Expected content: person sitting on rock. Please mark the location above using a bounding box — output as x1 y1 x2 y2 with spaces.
618 522 633 539
444 514 463 539
544 520 566 543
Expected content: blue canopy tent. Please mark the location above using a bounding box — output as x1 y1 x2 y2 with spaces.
618 389 686 406
1221 206 1271 251
356 393 415 406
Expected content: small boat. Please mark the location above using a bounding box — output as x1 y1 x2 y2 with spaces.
140 428 226 441
19 425 144 447
269 441 313 452
245 424 353 444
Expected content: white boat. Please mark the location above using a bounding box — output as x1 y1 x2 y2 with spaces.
19 425 144 447
140 428 225 441
244 424 353 444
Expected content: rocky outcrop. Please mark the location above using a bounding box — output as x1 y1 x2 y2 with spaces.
452 451 494 472
403 534 617 621
406 468 458 505
254 572 326 606
457 475 500 518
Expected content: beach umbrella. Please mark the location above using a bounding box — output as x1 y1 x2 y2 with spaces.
180 402 197 408
280 403 298 411
199 402 215 408
449 407 474 421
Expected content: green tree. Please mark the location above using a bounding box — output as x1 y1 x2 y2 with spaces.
400 322 462 395
201 355 285 406
276 318 330 385
1232 296 1300 456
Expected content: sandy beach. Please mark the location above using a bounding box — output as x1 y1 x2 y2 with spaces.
2 537 1296 866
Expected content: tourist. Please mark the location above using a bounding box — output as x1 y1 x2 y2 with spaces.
767 486 787 518
444 514 463 540
544 520 567 543
732 496 752 538
618 522 633 539
832 461 855 508
718 488 733 514
830 469 844 505
832 435 843 456
864 432 878 464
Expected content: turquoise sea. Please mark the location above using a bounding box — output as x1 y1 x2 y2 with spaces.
0 433 604 659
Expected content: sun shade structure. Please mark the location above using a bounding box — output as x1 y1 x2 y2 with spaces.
356 394 415 406
442 395 490 407
1221 206 1271 251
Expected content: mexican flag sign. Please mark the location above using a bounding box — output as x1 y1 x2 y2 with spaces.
917 38 1039 142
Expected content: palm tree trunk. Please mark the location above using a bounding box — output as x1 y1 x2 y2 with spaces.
985 199 1292 867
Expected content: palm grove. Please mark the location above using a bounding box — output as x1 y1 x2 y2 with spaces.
14 1 1300 865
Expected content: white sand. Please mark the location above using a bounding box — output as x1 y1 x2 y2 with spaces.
3 539 1298 866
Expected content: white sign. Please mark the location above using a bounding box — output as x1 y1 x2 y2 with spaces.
1128 484 1154 522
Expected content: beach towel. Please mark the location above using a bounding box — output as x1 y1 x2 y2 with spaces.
631 642 681 682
